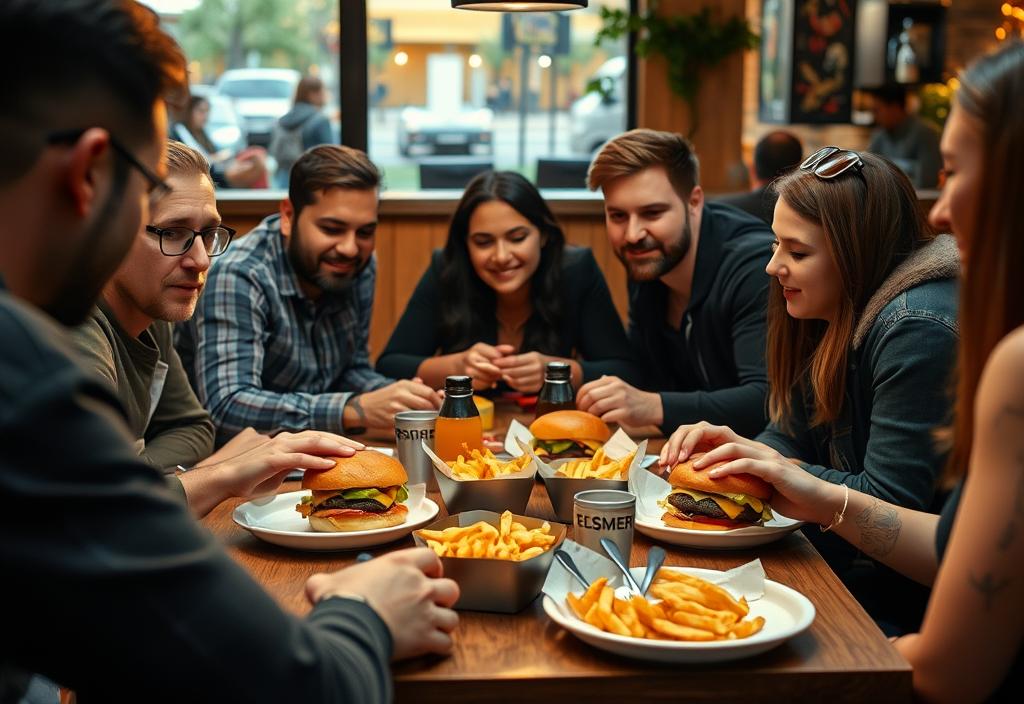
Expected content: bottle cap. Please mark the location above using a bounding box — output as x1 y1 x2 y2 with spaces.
444 375 473 396
544 361 571 382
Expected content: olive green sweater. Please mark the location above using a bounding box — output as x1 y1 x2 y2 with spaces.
70 302 214 471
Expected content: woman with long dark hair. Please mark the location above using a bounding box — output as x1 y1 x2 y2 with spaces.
172 94 266 189
661 151 960 633
377 171 636 392
663 42 1024 700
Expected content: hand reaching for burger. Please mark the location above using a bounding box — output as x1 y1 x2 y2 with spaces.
661 421 843 526
306 548 460 660
178 430 364 518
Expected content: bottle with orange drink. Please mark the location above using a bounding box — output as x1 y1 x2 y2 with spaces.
435 375 484 461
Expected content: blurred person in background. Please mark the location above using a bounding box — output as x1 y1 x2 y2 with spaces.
173 94 268 188
716 130 803 225
0 2 456 702
376 170 637 392
270 74 333 188
663 43 1024 701
866 83 942 189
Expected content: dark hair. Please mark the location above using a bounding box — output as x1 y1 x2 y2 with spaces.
294 75 325 106
288 145 380 219
588 128 700 200
767 152 934 428
440 171 566 354
869 83 908 107
0 0 187 184
184 95 218 155
753 130 803 181
945 42 1024 480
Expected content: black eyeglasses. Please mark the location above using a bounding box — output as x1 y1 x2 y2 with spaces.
145 225 236 257
46 129 172 201
800 146 865 180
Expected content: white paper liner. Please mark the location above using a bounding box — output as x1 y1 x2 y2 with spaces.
421 439 537 482
542 540 767 611
628 465 674 521
517 432 648 481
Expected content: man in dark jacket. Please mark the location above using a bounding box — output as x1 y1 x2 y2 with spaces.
0 3 456 702
578 129 773 437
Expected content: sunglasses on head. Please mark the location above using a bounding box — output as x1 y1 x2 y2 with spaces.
800 146 865 180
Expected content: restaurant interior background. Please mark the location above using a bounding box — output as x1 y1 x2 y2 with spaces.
143 0 1008 357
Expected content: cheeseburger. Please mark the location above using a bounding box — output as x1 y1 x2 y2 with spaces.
659 453 773 530
529 410 611 460
296 451 409 532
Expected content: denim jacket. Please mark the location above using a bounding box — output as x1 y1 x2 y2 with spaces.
757 234 960 511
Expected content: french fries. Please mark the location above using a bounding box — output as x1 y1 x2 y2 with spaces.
555 447 636 480
446 447 532 480
565 568 765 642
417 510 557 561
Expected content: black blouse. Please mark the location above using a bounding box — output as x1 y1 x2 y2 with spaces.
375 247 639 384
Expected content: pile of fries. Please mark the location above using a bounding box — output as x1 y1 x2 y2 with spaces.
447 448 531 480
418 510 558 561
555 448 636 480
566 569 765 641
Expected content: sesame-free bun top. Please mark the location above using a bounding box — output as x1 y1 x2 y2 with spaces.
667 453 773 501
302 451 408 491
529 410 611 443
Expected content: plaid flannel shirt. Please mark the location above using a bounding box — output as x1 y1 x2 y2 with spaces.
192 214 391 444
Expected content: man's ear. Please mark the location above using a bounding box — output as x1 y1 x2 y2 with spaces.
279 198 294 237
63 128 113 219
688 184 704 215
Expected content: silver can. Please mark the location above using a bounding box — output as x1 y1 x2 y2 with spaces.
573 489 636 564
394 410 438 489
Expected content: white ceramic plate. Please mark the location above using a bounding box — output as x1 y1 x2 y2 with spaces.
634 513 804 550
233 490 439 551
543 566 815 663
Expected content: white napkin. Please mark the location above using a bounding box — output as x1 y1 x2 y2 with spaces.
628 466 673 521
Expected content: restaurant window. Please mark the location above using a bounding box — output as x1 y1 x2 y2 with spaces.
143 1 632 192
143 0 341 191
365 0 631 191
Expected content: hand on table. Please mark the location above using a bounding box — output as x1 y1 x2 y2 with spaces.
493 351 552 392
360 378 440 428
306 547 460 660
576 375 662 426
461 343 515 390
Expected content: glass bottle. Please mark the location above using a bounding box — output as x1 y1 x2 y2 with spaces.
435 375 484 461
535 361 576 418
895 18 919 84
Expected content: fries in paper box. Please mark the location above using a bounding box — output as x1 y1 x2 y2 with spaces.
421 440 536 514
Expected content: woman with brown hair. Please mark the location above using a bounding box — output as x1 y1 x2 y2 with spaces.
663 42 1024 700
661 150 960 631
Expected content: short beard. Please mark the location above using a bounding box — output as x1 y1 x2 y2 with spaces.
616 209 692 282
287 220 368 297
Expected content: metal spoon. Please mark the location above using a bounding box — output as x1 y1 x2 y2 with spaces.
554 549 590 590
639 546 666 595
599 538 642 595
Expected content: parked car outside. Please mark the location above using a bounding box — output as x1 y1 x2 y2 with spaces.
398 106 494 157
214 68 300 147
569 56 627 155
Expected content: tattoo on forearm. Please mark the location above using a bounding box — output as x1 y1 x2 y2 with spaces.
854 499 902 558
998 454 1024 550
969 572 1011 611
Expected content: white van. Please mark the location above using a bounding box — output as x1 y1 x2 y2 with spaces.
570 56 627 155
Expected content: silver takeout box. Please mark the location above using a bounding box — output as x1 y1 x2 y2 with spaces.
421 440 536 514
514 433 648 523
413 510 566 613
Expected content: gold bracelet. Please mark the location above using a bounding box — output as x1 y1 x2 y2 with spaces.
821 484 850 533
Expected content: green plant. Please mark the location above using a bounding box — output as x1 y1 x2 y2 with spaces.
593 1 759 136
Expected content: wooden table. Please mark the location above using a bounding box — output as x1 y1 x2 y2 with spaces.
203 407 912 703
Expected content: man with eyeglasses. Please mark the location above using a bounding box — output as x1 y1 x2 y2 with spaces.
0 3 458 702
69 140 227 470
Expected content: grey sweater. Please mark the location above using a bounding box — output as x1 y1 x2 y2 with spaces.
70 302 214 471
